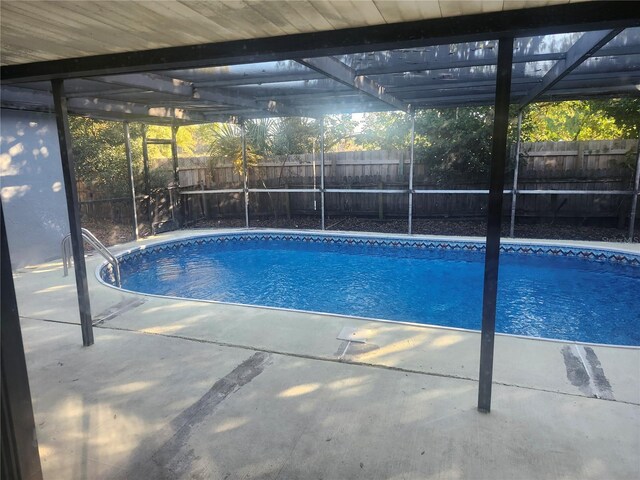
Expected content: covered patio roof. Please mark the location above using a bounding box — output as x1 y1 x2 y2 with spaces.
2 3 640 124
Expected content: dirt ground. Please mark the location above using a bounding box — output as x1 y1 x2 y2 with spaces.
83 216 638 247
191 216 638 243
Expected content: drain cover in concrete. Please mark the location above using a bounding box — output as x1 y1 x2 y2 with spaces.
337 326 367 344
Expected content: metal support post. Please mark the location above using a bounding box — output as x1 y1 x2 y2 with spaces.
408 113 415 234
51 79 94 346
171 125 183 225
509 111 523 238
171 125 180 186
241 120 249 228
141 124 152 227
1 204 44 480
320 116 326 230
123 122 139 239
629 138 640 241
477 36 514 414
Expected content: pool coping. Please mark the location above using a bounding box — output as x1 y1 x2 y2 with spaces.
93 228 640 350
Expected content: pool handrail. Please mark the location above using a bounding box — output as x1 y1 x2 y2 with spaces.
62 228 121 287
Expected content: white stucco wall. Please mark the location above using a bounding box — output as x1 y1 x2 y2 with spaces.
1 109 70 268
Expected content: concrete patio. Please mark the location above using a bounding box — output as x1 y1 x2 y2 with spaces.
14 231 640 479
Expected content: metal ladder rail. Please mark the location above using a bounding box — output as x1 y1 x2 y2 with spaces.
62 228 121 287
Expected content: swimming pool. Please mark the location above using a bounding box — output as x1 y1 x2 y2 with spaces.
100 232 640 346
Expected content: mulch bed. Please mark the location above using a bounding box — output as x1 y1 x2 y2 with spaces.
187 216 637 243
83 216 637 246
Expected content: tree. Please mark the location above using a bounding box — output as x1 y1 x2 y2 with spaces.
356 112 412 150
142 124 198 158
414 106 494 181
587 98 640 139
70 117 143 197
520 101 624 142
270 117 319 155
207 122 262 174
322 115 359 151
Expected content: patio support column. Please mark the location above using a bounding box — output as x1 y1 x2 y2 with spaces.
124 122 139 239
51 79 94 346
320 116 325 230
408 112 415 234
241 119 249 228
1 204 44 480
509 111 523 238
629 138 640 241
477 36 514 414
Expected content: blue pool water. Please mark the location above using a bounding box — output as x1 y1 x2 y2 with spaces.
107 234 640 346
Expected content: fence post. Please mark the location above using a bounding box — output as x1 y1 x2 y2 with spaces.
408 113 415 234
629 138 640 241
509 111 523 237
320 116 326 230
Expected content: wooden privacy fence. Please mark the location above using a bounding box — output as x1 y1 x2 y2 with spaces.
77 139 639 235
179 140 638 223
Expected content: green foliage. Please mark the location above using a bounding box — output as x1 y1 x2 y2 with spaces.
144 124 198 158
586 98 640 139
351 108 495 182
322 115 359 151
356 112 412 150
70 118 205 196
70 117 142 197
207 117 331 173
207 122 260 174
414 107 494 180
520 101 624 142
269 118 317 155
70 97 638 197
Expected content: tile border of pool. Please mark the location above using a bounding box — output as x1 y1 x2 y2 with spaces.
94 229 640 350
107 229 640 269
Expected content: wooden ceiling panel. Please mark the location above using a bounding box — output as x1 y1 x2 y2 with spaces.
3 1 585 66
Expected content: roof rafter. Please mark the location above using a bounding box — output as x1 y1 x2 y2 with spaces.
298 56 410 113
0 85 218 123
353 41 640 77
518 28 624 108
91 72 304 117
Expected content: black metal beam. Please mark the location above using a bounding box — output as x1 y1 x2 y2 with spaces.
354 40 640 77
519 29 624 108
51 79 94 346
298 57 409 112
478 36 514 414
0 85 212 123
2 2 638 83
92 72 193 95
387 71 640 95
1 204 43 480
92 72 303 117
